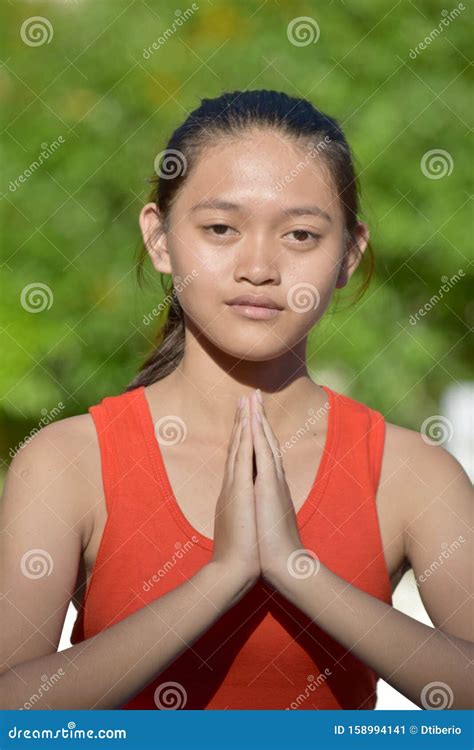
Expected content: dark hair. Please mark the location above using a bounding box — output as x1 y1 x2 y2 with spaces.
125 89 374 392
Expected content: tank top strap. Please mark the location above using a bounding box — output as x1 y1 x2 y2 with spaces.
88 386 150 514
366 407 386 496
329 389 386 498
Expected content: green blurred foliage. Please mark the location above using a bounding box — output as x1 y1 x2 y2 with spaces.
1 0 472 468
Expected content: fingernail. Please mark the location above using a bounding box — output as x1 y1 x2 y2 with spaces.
238 395 244 408
242 416 248 427
256 389 263 404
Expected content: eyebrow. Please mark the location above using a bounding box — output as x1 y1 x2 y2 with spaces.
189 199 332 224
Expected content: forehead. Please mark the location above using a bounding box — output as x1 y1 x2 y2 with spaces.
176 130 341 221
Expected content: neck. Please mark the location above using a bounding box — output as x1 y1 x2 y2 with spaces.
145 321 328 440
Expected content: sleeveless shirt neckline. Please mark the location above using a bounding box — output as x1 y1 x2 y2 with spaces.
137 383 339 551
72 383 390 708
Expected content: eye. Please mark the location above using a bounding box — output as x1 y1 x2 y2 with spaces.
203 224 236 236
286 229 321 243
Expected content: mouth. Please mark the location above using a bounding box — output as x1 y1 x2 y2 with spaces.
225 294 284 320
226 303 282 320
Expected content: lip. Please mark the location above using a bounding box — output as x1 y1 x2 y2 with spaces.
226 294 284 310
226 304 281 320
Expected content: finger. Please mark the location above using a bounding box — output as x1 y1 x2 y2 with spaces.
234 396 253 490
250 391 275 479
226 398 244 477
230 398 244 445
257 394 284 477
229 397 244 460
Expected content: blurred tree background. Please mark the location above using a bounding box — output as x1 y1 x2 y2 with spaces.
1 0 472 479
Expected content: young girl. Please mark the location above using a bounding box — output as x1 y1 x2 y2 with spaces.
1 90 472 711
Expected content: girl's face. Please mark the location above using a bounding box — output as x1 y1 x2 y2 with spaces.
141 130 369 361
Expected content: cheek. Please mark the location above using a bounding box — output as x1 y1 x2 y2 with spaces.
170 232 226 280
284 280 334 321
170 234 340 329
173 271 219 324
283 254 339 319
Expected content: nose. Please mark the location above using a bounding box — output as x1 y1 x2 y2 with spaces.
234 231 280 285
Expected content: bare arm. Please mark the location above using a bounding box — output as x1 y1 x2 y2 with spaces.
0 412 255 709
272 560 472 709
1 559 248 709
268 432 473 709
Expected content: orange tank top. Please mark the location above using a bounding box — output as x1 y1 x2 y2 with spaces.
71 383 392 709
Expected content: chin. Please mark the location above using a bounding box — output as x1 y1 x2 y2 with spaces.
211 331 297 362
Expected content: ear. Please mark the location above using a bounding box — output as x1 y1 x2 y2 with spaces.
335 221 370 289
139 202 172 275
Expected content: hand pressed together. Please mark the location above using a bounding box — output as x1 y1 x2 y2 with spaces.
248 390 309 586
211 390 318 590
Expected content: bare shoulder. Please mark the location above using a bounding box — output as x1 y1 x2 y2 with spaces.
378 419 472 577
0 411 105 669
2 411 102 548
381 419 471 500
379 420 472 640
